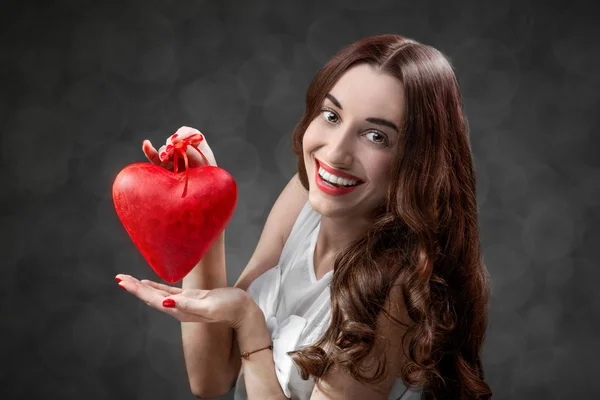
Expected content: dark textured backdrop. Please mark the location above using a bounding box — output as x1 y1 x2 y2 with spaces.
1 0 598 399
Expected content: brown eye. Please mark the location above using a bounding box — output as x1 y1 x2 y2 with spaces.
321 109 339 124
365 131 388 146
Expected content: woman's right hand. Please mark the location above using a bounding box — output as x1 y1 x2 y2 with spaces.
142 126 218 171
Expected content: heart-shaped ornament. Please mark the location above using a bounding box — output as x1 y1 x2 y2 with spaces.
112 162 237 283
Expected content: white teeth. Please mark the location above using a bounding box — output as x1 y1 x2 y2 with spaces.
318 166 358 187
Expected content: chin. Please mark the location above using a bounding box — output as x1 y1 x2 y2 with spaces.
308 191 355 218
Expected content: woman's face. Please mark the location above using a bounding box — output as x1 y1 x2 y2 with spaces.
303 63 405 219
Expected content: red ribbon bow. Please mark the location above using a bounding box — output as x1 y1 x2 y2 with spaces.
162 133 210 197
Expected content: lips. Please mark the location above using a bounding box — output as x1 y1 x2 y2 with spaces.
315 159 363 182
313 158 364 196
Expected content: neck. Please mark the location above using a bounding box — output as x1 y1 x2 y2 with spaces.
314 214 371 269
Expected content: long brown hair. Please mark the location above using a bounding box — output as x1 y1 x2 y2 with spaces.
288 34 492 399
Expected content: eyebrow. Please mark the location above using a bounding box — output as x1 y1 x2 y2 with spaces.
325 93 399 132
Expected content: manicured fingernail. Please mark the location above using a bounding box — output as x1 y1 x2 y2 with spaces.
171 134 178 139
162 299 176 308
118 283 127 291
160 152 166 160
166 145 173 151
115 277 122 283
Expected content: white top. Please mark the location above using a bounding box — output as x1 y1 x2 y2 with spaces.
234 201 422 400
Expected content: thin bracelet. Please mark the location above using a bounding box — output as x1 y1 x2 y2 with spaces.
240 344 273 360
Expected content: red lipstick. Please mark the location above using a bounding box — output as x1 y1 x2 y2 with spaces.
314 159 363 196
317 159 362 181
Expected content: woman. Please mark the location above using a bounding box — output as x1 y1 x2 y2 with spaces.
116 34 492 399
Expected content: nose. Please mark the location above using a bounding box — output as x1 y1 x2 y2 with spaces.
324 128 354 167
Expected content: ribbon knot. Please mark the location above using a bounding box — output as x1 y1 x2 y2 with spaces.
166 133 210 197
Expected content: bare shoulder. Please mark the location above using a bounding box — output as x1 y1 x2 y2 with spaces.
234 173 308 291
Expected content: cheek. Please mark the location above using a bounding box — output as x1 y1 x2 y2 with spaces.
369 157 395 184
302 122 320 155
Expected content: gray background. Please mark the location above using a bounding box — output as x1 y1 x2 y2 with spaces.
0 0 598 399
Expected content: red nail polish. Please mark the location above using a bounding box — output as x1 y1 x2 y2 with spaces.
163 299 176 308
160 152 166 159
115 277 122 283
172 134 178 139
118 283 127 291
166 145 173 151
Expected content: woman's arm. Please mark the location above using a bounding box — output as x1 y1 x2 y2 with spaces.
181 173 308 398
236 300 289 400
181 232 242 398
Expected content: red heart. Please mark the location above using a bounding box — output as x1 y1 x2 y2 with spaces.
112 162 237 283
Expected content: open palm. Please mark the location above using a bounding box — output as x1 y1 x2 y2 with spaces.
116 274 251 329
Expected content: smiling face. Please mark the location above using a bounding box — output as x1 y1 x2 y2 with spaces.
303 63 405 219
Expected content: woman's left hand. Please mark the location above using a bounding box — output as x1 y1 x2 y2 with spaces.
116 274 253 329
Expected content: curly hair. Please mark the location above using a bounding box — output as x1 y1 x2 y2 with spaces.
287 34 492 399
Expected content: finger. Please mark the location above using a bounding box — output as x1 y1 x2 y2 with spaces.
184 144 210 167
190 136 217 167
117 277 170 309
158 145 178 170
142 139 160 165
167 127 208 167
162 292 214 319
177 133 215 167
141 279 183 295
115 273 143 289
139 282 172 297
167 126 201 147
169 132 212 168
142 140 161 165
116 274 140 284
157 144 169 163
